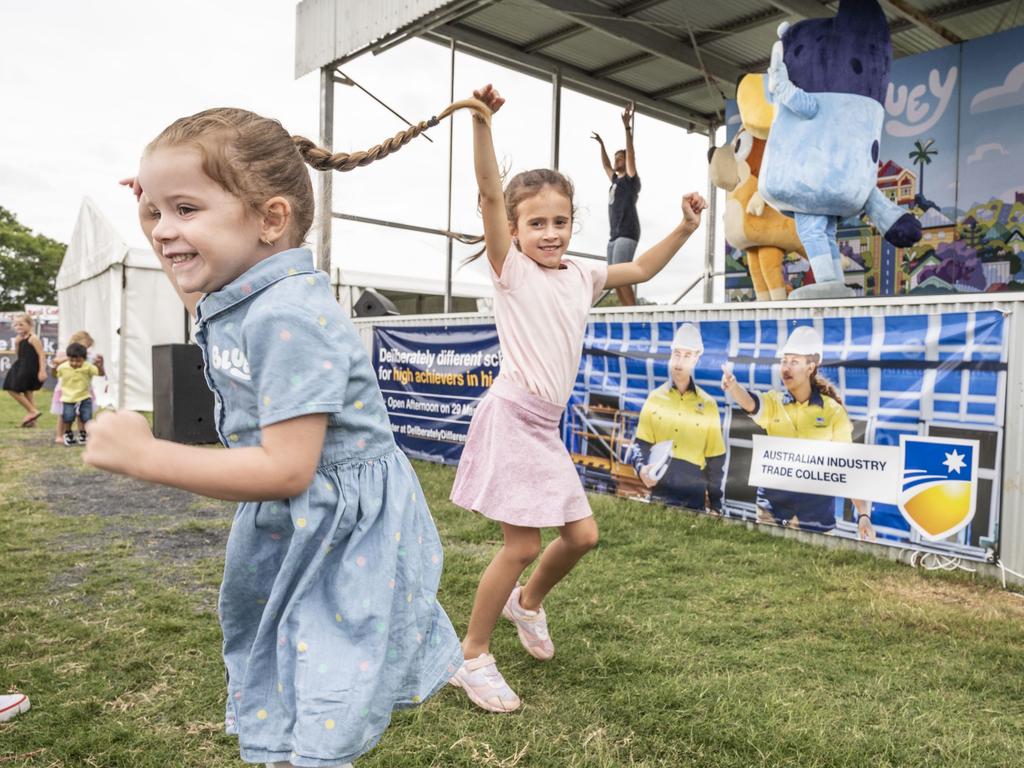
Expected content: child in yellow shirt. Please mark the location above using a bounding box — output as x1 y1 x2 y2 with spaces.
53 342 104 446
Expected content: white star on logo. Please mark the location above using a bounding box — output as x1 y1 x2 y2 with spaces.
943 450 966 475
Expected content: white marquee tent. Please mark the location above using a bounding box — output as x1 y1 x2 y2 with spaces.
56 198 186 411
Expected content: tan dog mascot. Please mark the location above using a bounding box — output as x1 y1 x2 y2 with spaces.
710 74 808 301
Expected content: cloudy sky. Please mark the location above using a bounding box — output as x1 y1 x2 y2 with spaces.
1 0 723 304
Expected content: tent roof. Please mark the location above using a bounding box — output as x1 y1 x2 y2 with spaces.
56 197 161 290
296 0 1023 134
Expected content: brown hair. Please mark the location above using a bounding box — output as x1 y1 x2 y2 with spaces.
808 355 844 407
463 168 577 263
147 100 490 245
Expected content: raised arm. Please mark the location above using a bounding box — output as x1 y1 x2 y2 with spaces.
471 85 510 277
721 364 757 413
604 192 706 289
591 131 613 181
768 41 818 120
622 102 637 177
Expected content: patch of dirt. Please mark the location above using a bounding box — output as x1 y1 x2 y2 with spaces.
876 574 1024 620
32 464 234 608
32 465 227 519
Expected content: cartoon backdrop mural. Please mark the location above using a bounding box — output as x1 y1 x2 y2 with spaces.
725 25 1024 300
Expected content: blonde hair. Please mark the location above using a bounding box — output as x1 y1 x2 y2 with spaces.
12 312 34 332
147 100 490 245
464 168 577 263
69 330 94 347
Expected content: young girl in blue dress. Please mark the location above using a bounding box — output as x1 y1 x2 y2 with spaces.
88 105 483 767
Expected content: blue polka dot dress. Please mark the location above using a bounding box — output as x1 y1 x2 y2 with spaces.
193 248 462 767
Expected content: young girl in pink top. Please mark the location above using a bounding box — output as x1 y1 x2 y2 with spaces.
449 85 707 712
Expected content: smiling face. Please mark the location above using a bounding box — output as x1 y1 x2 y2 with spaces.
140 146 266 295
511 185 573 269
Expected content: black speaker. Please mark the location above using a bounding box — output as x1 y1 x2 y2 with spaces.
152 343 219 444
353 288 400 317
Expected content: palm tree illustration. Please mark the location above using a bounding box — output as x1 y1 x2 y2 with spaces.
909 139 938 204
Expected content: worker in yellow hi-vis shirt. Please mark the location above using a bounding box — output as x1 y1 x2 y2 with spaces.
629 323 726 514
721 325 875 540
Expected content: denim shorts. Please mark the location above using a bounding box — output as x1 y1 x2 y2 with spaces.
62 398 93 424
607 236 639 265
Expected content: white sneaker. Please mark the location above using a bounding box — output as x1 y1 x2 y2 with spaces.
449 653 521 712
0 692 30 722
502 584 555 660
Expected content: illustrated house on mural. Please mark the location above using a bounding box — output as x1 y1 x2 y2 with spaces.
909 252 943 288
877 160 917 206
1006 228 1024 255
917 207 957 249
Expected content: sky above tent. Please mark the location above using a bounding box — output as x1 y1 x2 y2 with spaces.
1 0 722 304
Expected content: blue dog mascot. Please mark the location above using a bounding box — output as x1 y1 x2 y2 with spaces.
759 0 922 300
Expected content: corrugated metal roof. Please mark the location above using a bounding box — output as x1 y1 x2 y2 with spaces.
297 0 1024 134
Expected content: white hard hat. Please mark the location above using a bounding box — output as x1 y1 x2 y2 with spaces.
780 325 823 358
671 323 703 352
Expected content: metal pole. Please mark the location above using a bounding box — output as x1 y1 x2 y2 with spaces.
702 123 718 304
445 39 456 313
316 65 335 275
551 67 562 169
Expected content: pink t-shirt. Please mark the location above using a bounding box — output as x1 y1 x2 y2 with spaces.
490 245 608 405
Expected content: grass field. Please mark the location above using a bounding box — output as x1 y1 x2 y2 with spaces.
2 395 1024 767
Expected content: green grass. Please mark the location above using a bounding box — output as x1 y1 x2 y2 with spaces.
2 395 1024 766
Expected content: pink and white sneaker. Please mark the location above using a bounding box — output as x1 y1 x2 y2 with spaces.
0 692 30 722
502 584 555 660
449 653 521 713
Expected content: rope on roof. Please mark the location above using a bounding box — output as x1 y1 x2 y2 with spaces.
681 12 726 123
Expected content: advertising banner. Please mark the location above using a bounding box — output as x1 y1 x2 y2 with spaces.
373 324 501 464
574 312 1005 560
374 309 1007 562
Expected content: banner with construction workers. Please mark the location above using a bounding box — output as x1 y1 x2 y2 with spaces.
374 309 1006 562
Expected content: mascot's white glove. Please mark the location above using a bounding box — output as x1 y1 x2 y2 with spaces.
768 40 787 95
766 37 818 119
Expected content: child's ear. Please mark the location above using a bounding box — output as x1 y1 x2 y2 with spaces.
260 197 292 245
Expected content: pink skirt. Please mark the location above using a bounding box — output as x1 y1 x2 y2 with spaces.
450 376 592 527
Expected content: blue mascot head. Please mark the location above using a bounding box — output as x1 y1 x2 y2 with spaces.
780 0 891 105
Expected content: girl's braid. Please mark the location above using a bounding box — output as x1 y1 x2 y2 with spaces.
292 98 490 172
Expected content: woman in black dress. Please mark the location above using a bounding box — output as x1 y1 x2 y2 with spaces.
3 312 47 426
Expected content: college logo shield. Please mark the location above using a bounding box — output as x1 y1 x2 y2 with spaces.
898 436 978 541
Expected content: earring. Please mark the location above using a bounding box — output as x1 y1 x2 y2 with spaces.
261 237 275 246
